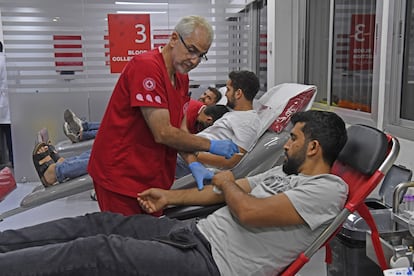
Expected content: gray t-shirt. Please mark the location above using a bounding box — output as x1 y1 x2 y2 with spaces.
197 110 260 152
197 166 348 276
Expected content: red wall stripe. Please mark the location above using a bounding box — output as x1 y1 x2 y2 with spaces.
55 61 83 67
54 52 82 58
53 35 82 40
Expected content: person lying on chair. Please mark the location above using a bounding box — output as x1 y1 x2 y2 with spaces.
139 110 349 274
63 99 228 143
176 70 261 183
31 143 90 187
62 108 100 143
0 110 347 275
198 86 222 106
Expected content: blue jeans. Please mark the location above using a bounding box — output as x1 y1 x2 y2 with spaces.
80 121 100 141
0 212 220 276
56 151 190 183
55 150 90 183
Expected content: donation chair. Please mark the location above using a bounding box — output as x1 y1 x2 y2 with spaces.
0 83 317 221
280 124 400 276
55 139 94 159
165 84 317 219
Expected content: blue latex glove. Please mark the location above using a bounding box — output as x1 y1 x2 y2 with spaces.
188 161 214 191
209 140 239 159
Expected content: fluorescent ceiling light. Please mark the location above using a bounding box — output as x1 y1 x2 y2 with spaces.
115 1 166 4
116 11 167 14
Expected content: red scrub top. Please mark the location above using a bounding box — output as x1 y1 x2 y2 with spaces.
186 99 205 134
88 49 190 197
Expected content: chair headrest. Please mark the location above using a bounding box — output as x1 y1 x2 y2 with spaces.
254 83 317 138
336 124 388 175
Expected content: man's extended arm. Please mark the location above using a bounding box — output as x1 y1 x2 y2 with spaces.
142 107 210 151
141 107 238 158
137 175 251 213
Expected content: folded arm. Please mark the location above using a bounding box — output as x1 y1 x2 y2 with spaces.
213 171 305 228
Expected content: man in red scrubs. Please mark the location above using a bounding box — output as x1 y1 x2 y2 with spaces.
88 15 239 216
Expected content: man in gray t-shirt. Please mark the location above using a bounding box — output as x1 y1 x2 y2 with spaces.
139 110 348 275
197 166 347 275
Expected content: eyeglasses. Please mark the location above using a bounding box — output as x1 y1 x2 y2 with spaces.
178 33 208 61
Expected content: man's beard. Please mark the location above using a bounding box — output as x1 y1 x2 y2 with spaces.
226 96 236 109
282 150 306 175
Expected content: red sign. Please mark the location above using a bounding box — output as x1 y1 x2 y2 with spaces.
108 14 151 73
53 35 83 73
348 14 375 71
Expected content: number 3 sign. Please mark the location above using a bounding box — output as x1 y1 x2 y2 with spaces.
108 14 151 73
348 14 375 71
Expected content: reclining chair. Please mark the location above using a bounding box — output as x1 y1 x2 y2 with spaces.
165 124 400 275
280 124 400 275
0 83 317 221
55 139 94 159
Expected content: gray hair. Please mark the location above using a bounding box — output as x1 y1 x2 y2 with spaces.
174 15 214 44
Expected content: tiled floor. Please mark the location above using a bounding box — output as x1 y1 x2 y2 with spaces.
0 181 327 275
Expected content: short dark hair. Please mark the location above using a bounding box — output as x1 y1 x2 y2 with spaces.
291 110 347 166
207 86 222 103
203 104 229 121
228 70 260 101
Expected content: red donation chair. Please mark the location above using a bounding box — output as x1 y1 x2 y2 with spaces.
280 124 400 275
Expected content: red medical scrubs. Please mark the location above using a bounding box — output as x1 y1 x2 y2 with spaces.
88 49 190 215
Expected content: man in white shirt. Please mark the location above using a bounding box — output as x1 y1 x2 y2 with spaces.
176 70 261 190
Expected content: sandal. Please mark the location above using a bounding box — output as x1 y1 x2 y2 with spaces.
35 128 61 162
47 143 62 163
32 142 56 187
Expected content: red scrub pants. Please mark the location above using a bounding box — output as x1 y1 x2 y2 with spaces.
93 183 162 217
